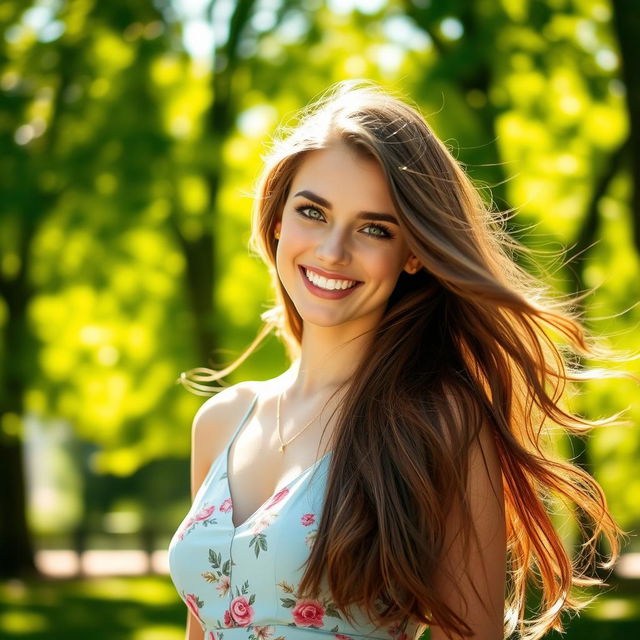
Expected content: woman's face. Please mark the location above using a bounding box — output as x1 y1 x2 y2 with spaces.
274 143 420 330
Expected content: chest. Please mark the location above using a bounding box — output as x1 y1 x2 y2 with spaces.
226 417 333 529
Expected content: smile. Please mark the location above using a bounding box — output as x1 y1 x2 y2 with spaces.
304 267 358 290
298 265 363 299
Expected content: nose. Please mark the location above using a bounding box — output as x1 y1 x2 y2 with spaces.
314 225 350 265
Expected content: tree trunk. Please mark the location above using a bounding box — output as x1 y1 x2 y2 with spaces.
611 0 640 252
0 267 38 578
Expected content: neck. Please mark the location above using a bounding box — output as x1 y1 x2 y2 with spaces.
283 320 376 401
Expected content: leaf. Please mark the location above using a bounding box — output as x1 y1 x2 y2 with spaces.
280 597 297 608
259 535 267 550
277 580 294 593
201 571 218 583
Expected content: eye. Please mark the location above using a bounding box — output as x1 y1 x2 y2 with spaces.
363 223 395 240
295 202 395 241
295 204 325 220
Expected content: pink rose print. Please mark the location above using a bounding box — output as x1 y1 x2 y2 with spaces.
223 609 233 626
208 633 219 640
292 598 325 628
195 504 216 521
216 574 230 597
265 487 289 510
336 635 354 640
230 595 254 626
219 497 232 513
177 517 195 540
185 593 203 621
300 513 316 526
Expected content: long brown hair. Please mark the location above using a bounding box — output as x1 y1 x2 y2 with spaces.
179 80 633 639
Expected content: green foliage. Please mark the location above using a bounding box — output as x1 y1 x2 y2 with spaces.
1 0 638 555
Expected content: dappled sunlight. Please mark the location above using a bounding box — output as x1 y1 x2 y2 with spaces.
589 597 640 620
132 626 183 640
0 610 48 634
73 576 178 605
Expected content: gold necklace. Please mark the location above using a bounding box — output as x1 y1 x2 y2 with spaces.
276 392 324 453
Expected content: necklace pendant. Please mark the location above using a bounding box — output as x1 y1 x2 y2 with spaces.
279 444 285 453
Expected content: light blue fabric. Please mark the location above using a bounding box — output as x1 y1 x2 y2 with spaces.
168 391 419 640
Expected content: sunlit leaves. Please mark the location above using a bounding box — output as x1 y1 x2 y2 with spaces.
1 0 638 534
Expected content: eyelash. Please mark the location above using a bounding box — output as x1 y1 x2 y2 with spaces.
294 203 396 240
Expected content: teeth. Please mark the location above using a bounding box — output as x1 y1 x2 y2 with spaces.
304 268 358 291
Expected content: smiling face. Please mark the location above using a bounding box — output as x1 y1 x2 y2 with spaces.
274 143 420 332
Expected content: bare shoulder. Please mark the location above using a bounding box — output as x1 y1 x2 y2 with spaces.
193 380 260 434
190 380 261 499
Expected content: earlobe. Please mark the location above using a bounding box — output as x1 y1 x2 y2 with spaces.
404 256 421 274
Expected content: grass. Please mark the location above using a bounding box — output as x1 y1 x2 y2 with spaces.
0 575 186 640
1 575 639 639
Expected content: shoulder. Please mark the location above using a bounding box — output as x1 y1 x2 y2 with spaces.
190 380 262 498
192 380 260 435
441 386 503 497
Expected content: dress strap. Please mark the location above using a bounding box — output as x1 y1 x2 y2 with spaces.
227 391 259 450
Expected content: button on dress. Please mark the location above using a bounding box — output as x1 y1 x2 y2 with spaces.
168 392 420 640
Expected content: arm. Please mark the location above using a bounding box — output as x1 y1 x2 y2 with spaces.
185 612 203 640
430 419 506 640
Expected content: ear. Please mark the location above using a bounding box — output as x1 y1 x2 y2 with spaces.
275 220 282 234
403 255 421 275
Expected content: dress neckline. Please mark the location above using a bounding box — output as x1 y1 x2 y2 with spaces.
223 388 334 531
225 447 332 531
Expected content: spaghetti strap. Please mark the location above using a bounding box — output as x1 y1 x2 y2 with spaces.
227 391 259 451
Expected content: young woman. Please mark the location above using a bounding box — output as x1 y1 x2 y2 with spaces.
168 80 626 640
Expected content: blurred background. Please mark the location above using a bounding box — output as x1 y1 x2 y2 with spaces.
1 0 639 638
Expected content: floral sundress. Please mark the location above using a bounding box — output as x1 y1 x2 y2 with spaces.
168 391 420 640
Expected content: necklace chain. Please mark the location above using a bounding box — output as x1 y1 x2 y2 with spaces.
276 392 324 453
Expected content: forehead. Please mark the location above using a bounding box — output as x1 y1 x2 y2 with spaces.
288 145 397 213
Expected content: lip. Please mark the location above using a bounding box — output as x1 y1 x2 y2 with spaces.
300 264 362 282
298 265 363 299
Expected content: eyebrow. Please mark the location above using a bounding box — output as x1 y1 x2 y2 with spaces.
293 190 400 225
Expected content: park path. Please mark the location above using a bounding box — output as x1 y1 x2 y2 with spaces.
35 549 169 578
32 550 640 579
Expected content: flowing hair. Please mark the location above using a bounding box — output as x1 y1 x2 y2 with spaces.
179 80 634 639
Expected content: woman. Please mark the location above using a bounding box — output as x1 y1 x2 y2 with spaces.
168 80 626 640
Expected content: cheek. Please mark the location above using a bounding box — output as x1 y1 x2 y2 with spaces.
364 247 406 284
275 228 303 280
276 224 310 264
